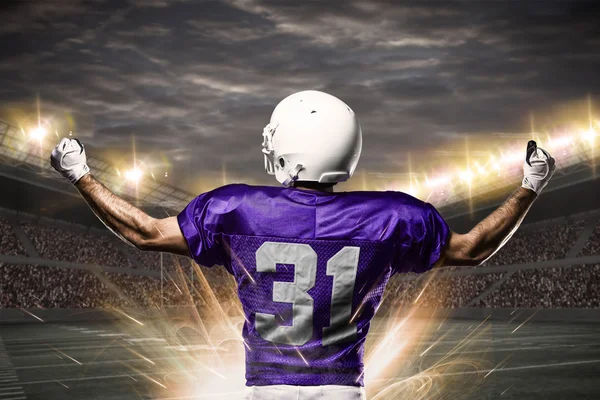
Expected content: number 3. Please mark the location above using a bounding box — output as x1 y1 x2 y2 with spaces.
255 242 359 346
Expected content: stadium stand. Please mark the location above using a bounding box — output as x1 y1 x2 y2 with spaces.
129 249 192 272
481 219 587 266
0 216 27 256
580 221 600 257
384 272 505 309
3 212 192 272
0 263 236 310
1 206 600 310
20 222 137 268
474 264 600 308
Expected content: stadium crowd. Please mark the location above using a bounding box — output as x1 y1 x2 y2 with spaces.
2 215 600 310
383 272 504 309
580 221 600 256
0 217 27 256
7 218 190 272
1 261 600 310
474 264 600 308
0 263 238 313
480 219 587 266
20 222 137 268
5 217 596 270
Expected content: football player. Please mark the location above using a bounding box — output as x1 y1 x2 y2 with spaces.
51 90 555 400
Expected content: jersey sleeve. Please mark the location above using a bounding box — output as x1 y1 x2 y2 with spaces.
177 191 224 268
392 202 450 274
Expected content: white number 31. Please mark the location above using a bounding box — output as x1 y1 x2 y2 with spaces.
255 242 359 346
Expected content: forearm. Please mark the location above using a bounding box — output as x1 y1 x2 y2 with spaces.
74 174 155 248
464 187 538 264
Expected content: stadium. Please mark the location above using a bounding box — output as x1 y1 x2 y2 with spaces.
2 1 600 399
1 107 600 400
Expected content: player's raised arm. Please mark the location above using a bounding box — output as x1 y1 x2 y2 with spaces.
50 138 189 256
438 141 556 267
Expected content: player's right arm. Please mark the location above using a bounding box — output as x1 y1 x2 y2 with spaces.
437 141 556 267
50 138 189 257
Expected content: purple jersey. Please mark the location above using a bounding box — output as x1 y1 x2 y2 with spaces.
177 184 449 387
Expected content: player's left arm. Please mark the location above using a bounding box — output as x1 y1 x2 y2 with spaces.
434 141 555 268
434 187 537 268
50 138 189 256
76 174 188 255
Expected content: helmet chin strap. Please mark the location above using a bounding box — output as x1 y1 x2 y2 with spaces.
282 163 304 186
262 123 278 175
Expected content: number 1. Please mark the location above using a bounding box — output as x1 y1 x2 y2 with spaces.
323 247 359 346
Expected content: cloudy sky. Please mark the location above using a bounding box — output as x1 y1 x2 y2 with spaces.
0 0 598 193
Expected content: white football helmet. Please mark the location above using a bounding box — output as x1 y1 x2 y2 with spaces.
262 90 362 186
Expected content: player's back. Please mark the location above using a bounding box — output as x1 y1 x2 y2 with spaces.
177 184 449 387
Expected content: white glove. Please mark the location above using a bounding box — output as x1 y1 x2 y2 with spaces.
522 140 555 195
50 138 90 184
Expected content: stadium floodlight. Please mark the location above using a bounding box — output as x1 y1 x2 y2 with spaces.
404 186 419 197
125 168 143 183
501 151 523 165
548 135 574 150
474 161 487 176
425 175 451 188
29 126 47 141
581 129 596 144
459 169 474 184
0 119 196 214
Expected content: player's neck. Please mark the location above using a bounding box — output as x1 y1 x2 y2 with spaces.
293 182 335 193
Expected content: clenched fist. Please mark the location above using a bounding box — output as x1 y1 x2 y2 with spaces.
50 138 90 184
522 140 555 195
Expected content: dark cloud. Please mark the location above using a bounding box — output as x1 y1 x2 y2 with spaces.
0 0 598 191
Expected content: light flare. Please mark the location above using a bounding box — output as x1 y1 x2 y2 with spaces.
424 175 451 188
547 135 574 149
511 309 540 334
125 167 143 183
29 126 47 141
112 308 144 326
580 128 596 144
484 356 511 378
459 169 474 184
19 308 44 322
47 345 82 365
